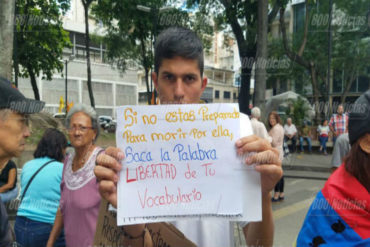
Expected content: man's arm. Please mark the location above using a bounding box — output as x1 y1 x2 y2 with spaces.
0 168 16 193
243 193 274 247
94 148 153 245
329 117 336 136
235 136 282 247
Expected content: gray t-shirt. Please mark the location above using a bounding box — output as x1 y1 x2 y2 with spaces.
0 198 12 247
331 133 350 168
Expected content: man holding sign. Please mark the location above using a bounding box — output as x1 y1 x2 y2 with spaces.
95 27 282 247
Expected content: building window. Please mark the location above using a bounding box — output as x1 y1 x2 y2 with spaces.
215 90 220 99
233 92 237 99
358 76 370 92
223 91 231 99
293 3 306 33
139 92 148 103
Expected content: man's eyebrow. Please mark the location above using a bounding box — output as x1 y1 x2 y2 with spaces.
183 73 198 77
161 71 199 78
161 71 175 76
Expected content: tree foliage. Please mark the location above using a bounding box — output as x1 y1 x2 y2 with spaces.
187 0 281 114
92 0 213 105
14 0 71 99
274 0 369 121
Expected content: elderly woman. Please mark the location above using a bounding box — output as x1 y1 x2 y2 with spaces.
15 128 67 247
47 104 103 247
296 90 370 245
268 111 285 202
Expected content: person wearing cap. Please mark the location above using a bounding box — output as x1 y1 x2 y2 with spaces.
0 77 45 246
296 90 370 246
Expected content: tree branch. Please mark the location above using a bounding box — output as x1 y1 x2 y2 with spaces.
268 0 281 24
219 0 246 45
298 0 309 57
279 7 310 68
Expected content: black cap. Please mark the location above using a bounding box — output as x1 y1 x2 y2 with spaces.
0 77 45 114
348 90 370 145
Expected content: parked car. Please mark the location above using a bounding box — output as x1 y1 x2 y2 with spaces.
98 116 116 133
53 112 66 119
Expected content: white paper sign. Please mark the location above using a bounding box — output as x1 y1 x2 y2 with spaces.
116 104 244 219
115 110 262 225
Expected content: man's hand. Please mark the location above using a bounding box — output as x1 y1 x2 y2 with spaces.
95 147 124 208
235 135 283 196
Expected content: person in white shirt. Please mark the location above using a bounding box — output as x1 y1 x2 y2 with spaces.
317 119 330 155
93 27 283 247
250 107 272 143
284 118 298 153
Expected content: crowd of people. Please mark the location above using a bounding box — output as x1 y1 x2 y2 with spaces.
0 26 368 247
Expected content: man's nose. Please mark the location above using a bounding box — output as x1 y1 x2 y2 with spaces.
174 79 185 99
24 126 31 138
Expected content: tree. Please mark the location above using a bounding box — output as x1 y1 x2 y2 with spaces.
93 0 161 105
254 0 268 111
278 0 370 121
189 0 281 115
93 0 213 105
82 0 96 108
14 0 71 99
0 0 16 80
279 0 323 122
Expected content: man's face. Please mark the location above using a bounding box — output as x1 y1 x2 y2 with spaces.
0 111 30 159
152 56 207 104
337 105 344 114
287 118 292 125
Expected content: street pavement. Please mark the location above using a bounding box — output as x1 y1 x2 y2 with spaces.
235 152 333 247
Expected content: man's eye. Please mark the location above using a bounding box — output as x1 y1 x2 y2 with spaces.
184 76 195 82
164 74 174 80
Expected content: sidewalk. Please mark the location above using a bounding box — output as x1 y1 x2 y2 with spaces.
282 152 333 180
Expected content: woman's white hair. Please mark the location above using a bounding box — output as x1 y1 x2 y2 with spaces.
66 103 100 141
251 107 261 118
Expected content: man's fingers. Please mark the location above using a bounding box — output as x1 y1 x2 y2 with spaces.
245 149 281 166
105 146 125 161
255 164 283 179
235 135 259 148
237 138 271 155
96 153 122 173
94 165 118 183
98 180 118 208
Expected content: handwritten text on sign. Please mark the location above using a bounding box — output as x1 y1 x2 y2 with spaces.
116 104 242 219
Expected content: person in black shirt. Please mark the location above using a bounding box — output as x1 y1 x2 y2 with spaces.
0 160 18 203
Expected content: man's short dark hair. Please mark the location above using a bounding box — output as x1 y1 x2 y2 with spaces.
34 128 68 162
154 27 204 77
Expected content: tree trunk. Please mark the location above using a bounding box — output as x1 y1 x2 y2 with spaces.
27 64 40 100
144 67 151 105
139 35 151 105
239 66 252 115
83 0 95 108
310 65 321 124
341 72 357 104
254 0 268 110
0 0 16 80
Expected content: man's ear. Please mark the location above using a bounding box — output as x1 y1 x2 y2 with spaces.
201 76 208 93
152 72 158 91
